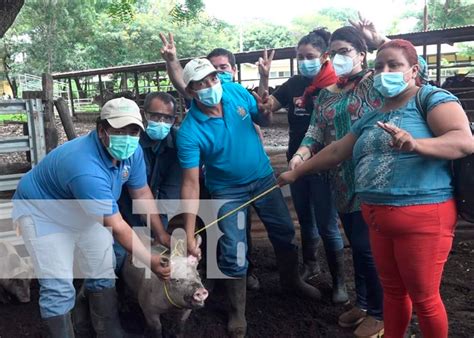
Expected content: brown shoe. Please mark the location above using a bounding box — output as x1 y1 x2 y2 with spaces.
354 316 384 338
338 306 367 328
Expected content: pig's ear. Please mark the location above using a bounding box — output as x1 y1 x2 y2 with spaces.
195 234 202 248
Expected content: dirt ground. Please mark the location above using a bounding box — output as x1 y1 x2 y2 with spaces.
0 119 473 337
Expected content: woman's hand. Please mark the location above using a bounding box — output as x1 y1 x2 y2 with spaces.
349 12 386 49
277 170 299 187
377 121 418 152
256 48 275 78
288 154 304 170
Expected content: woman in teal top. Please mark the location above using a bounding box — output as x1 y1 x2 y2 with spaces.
294 25 385 337
279 39 473 338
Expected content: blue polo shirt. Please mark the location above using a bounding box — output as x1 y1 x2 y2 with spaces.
12 130 147 236
177 82 272 192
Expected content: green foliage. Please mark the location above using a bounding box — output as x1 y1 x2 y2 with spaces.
3 0 237 75
402 0 474 31
242 22 295 51
169 0 205 25
290 8 358 37
106 0 137 23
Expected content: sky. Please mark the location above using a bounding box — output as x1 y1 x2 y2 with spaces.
203 0 425 34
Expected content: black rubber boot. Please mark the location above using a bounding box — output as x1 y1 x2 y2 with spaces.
223 278 247 338
301 237 321 282
326 248 349 304
275 249 321 300
43 312 75 338
72 284 94 338
87 287 124 338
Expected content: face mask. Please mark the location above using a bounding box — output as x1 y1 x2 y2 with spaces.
217 71 233 83
298 59 322 78
106 134 140 160
332 54 356 76
373 71 410 98
146 121 173 140
196 82 223 107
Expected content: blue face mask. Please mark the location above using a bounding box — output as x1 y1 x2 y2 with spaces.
146 121 173 140
374 72 409 98
298 59 322 78
196 82 223 107
332 54 356 77
217 71 233 83
106 134 140 160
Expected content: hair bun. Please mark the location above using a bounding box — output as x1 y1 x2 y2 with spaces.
310 27 331 45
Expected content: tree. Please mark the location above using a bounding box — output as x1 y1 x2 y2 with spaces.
402 0 474 31
290 8 358 37
242 21 295 51
0 0 24 38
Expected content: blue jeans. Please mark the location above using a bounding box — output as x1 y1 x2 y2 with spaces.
212 174 297 277
340 211 383 320
18 217 116 318
290 173 343 252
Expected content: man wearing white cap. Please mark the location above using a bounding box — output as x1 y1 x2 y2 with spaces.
12 97 171 338
177 59 321 338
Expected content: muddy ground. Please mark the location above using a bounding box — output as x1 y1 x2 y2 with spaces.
0 117 473 337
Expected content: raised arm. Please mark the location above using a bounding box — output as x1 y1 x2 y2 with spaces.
159 32 190 99
278 133 357 186
349 12 389 51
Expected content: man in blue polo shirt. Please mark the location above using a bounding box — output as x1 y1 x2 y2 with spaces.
177 59 321 337
12 98 171 338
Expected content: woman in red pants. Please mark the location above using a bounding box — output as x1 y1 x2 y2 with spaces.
278 39 473 338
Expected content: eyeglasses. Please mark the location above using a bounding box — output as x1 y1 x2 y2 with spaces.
329 48 355 59
146 112 176 124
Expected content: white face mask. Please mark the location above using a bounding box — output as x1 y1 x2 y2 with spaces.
332 54 358 77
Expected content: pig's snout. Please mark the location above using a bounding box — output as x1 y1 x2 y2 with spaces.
193 287 208 303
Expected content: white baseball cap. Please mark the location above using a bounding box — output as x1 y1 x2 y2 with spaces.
183 58 217 88
100 97 144 130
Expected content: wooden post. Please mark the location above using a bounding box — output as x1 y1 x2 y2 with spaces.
290 57 294 77
237 63 242 83
67 77 75 116
98 74 104 105
54 97 77 140
134 71 140 104
156 70 160 91
436 43 441 86
41 73 59 152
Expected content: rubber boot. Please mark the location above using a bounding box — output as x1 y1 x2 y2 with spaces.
223 278 247 338
275 249 321 300
72 284 94 338
301 237 321 282
43 312 75 338
326 248 349 304
87 287 124 338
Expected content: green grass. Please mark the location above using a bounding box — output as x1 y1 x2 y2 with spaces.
0 113 27 122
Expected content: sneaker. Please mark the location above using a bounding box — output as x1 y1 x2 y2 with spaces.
338 306 367 328
246 273 260 291
354 316 384 338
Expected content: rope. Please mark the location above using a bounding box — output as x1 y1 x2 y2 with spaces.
163 281 182 309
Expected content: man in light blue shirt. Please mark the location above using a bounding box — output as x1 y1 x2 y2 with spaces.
177 58 321 337
13 98 171 338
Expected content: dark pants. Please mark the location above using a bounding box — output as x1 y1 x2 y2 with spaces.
290 173 343 252
340 211 383 320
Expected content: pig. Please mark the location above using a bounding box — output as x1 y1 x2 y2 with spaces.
0 242 33 303
121 236 208 337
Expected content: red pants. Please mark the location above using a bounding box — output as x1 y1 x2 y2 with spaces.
362 200 457 338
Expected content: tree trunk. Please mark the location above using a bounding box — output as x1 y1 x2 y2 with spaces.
0 0 25 38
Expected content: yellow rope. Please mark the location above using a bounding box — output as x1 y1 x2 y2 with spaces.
163 281 182 309
159 184 280 255
195 184 279 235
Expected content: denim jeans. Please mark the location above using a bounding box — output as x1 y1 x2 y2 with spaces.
18 217 116 318
211 174 297 277
290 173 343 252
339 211 383 320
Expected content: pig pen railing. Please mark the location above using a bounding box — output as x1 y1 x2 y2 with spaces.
0 99 46 249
